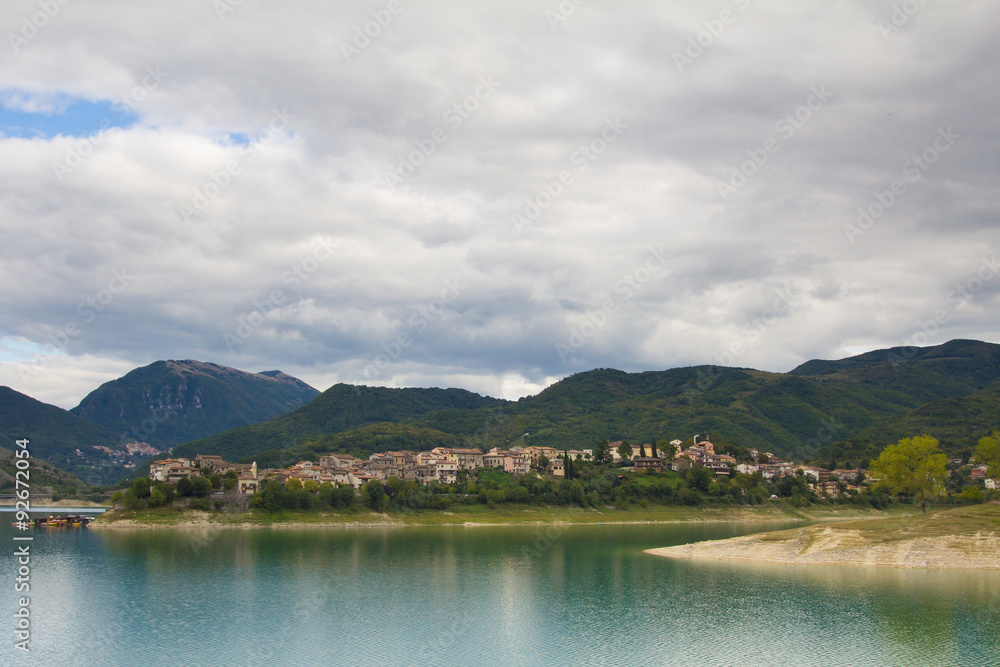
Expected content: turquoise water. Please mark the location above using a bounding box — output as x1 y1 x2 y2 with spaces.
2 519 998 666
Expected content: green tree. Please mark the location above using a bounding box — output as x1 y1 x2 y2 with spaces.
975 430 1000 476
190 476 212 498
638 443 647 458
176 477 194 498
384 475 403 498
592 440 610 465
285 477 303 493
685 465 712 492
153 481 176 504
536 454 550 473
148 488 168 507
869 435 949 513
130 477 151 499
650 441 658 458
361 479 385 510
302 479 319 493
617 441 633 462
223 476 237 491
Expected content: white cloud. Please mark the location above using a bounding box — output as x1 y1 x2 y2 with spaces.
1 0 998 409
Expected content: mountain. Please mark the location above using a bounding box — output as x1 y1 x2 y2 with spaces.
0 386 137 485
170 339 1000 468
0 445 89 495
70 360 320 450
168 383 507 463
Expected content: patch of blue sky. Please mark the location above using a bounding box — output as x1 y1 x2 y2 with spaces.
0 336 53 363
225 131 252 146
0 95 139 139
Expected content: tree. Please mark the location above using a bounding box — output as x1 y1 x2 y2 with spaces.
536 454 550 473
176 477 194 498
593 440 610 465
285 477 303 493
190 476 212 498
361 479 385 510
617 441 633 462
650 441 658 458
302 480 319 493
685 465 712 492
130 477 151 499
638 443 647 458
869 435 949 513
384 475 403 498
148 488 168 507
975 430 1000 476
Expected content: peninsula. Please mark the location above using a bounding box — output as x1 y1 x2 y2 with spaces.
646 503 1000 570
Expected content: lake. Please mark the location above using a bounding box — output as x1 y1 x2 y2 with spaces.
2 518 999 666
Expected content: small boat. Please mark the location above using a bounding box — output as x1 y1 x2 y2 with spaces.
31 515 95 528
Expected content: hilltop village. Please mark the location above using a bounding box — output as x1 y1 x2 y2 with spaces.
145 436 913 500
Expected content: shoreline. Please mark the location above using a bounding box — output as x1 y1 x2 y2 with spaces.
88 504 916 530
645 504 1000 570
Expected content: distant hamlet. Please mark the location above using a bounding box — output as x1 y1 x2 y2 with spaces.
99 429 1000 519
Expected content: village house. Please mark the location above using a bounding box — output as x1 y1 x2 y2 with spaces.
832 469 864 483
970 466 988 481
524 446 560 468
985 478 998 490
237 476 258 495
634 457 663 471
194 454 224 471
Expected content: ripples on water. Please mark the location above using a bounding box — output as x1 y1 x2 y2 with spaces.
1 521 998 666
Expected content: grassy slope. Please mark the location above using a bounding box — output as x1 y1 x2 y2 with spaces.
0 387 126 485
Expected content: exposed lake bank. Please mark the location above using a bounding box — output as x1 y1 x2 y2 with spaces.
646 503 1000 570
89 502 920 529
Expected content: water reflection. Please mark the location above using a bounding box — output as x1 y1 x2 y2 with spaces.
2 521 996 666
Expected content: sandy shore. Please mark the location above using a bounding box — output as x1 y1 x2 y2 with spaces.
647 505 1000 570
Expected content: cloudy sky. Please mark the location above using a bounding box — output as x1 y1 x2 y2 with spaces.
1 0 997 409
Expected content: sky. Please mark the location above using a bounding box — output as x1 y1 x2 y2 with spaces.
1 0 998 410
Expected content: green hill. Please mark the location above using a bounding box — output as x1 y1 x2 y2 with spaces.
0 445 91 496
166 383 506 462
70 360 319 449
0 386 134 485
164 339 1000 467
